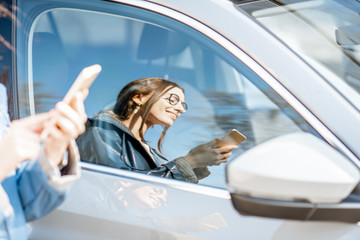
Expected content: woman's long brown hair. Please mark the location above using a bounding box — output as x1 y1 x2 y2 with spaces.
113 77 184 152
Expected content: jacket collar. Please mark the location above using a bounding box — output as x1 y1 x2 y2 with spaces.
93 111 135 138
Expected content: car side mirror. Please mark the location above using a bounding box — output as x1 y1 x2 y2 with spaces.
226 133 360 222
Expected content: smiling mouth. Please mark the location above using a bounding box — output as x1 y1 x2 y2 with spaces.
167 111 177 120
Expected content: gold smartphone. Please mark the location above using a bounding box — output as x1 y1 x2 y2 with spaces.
40 64 101 140
217 129 246 147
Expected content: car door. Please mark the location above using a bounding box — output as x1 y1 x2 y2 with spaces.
9 0 360 239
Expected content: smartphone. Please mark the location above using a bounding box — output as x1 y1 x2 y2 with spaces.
217 129 246 147
40 64 101 141
62 64 102 104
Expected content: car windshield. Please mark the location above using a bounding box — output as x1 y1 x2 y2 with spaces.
235 0 360 106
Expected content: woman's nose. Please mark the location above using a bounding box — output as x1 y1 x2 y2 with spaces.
174 102 186 113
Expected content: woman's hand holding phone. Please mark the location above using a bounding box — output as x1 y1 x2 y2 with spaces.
42 64 101 165
0 113 53 180
184 129 246 171
184 138 238 169
216 129 246 147
44 92 88 165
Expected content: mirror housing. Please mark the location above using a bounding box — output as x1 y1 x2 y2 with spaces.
227 133 360 222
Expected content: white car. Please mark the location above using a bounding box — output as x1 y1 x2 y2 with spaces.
2 0 360 239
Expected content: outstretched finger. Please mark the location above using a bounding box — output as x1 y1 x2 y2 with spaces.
215 158 229 165
11 112 53 133
220 151 232 159
216 144 238 153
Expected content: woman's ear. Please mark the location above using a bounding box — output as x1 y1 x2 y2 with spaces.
132 94 151 105
132 94 143 105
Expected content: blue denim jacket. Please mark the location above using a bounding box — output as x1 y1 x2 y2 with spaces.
0 83 66 240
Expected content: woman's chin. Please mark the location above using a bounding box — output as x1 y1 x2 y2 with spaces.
164 122 173 127
162 120 174 127
152 118 175 127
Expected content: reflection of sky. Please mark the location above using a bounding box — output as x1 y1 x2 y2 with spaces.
30 8 305 189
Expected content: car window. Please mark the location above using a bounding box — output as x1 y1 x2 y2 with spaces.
237 0 360 107
16 1 317 188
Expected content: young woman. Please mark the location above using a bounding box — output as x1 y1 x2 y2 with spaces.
76 77 237 183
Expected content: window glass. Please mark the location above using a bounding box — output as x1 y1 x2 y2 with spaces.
18 3 315 188
237 0 360 106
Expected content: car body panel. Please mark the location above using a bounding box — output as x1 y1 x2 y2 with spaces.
0 0 359 239
29 164 360 239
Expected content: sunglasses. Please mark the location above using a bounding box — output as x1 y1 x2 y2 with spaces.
164 93 188 111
